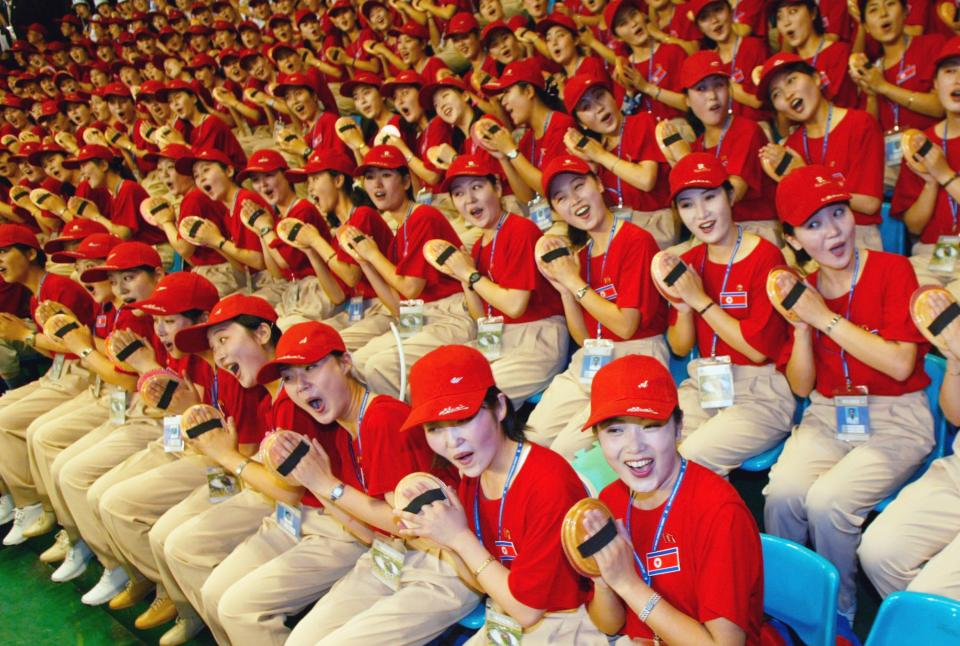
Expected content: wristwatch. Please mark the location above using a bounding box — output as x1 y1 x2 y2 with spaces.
329 482 346 502
467 272 482 290
79 347 94 360
258 225 273 237
575 285 591 301
505 148 519 160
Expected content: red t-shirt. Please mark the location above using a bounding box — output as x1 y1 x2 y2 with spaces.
805 40 860 109
307 111 353 157
785 108 884 225
31 272 96 329
516 110 577 172
875 34 946 133
332 205 395 300
892 123 960 243
731 0 768 36
599 113 670 212
0 278 29 318
577 222 667 342
673 238 788 365
227 188 270 257
693 116 776 222
625 43 687 122
389 204 463 303
187 114 248 171
460 443 591 611
109 179 165 244
213 368 269 446
269 199 327 280
664 3 700 41
416 56 451 84
817 0 855 42
779 251 930 397
723 36 771 123
178 186 233 266
598 462 764 643
470 214 562 323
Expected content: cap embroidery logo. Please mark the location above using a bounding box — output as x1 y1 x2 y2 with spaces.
637 380 649 389
280 354 306 361
450 376 463 384
298 336 308 344
626 406 657 414
438 404 469 416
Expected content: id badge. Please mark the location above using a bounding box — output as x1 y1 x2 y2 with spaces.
110 389 128 425
415 188 434 206
276 502 302 539
370 537 405 592
347 295 365 322
398 299 425 338
612 206 632 225
163 415 184 453
697 356 734 409
206 466 241 503
579 338 614 385
92 375 103 398
835 385 871 442
929 235 960 274
527 195 553 232
484 598 523 646
49 354 65 381
884 132 903 167
477 316 504 361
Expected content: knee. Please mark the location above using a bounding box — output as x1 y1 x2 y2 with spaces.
857 525 897 578
216 582 247 625
200 575 226 622
763 471 809 516
804 478 844 523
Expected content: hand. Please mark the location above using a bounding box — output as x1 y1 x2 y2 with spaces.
904 132 935 182
535 235 579 293
50 314 93 355
422 239 475 282
653 252 691 312
34 300 76 328
0 312 31 342
53 131 79 154
105 126 134 151
848 54 882 91
180 216 224 247
581 510 643 595
325 46 347 65
847 0 861 23
269 433 335 492
29 188 67 217
240 200 275 235
776 271 833 330
426 144 457 170
656 121 691 166
141 371 201 413
244 87 272 108
338 225 377 262
276 218 321 250
109 328 155 372
577 24 594 47
138 121 161 146
910 132 954 185
759 143 805 181
154 125 185 147
212 86 237 108
67 195 102 219
184 407 238 461
335 117 366 151
82 127 109 147
396 484 471 550
276 127 308 156
670 260 710 311
299 48 320 67
563 127 605 163
140 196 175 227
474 118 515 156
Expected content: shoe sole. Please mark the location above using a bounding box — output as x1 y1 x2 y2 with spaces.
21 526 56 539
51 565 88 583
2 536 27 547
135 614 177 631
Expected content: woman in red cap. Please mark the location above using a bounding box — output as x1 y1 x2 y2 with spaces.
326 1 382 76
533 13 614 95
392 345 607 645
161 80 247 171
647 0 700 54
526 154 668 460
562 72 675 249
577 353 764 645
389 21 451 84
659 153 793 476
765 165 933 626
757 52 885 251
336 73 414 165
272 74 352 163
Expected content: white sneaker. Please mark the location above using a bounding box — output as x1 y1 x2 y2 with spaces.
0 494 13 525
159 612 205 646
80 566 129 606
2 503 43 546
50 539 92 582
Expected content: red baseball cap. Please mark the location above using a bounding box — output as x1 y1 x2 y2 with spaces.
295 8 318 24
255 321 346 384
542 154 592 199
482 61 544 95
329 0 354 14
400 345 495 432
286 150 356 182
43 219 109 253
175 293 277 353
479 20 512 46
273 72 318 97
563 73 610 114
603 0 639 31
755 52 815 104
130 271 219 316
687 0 727 21
61 91 91 105
1 95 30 110
390 21 429 41
80 241 162 283
418 76 465 111
158 78 198 100
100 81 132 98
63 144 117 169
355 144 408 176
236 148 289 183
136 79 166 100
359 0 386 20
0 224 40 250
50 233 122 264
447 12 478 36
775 164 851 227
934 36 960 70
582 355 678 430
381 70 426 100
143 143 193 165
173 146 234 176
340 71 382 98
187 53 217 70
668 152 729 200
37 100 62 119
439 154 500 192
11 142 43 163
679 50 729 90
535 12 578 36
27 142 68 167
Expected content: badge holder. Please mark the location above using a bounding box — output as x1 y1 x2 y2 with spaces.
398 299 425 339
347 296 365 322
884 132 903 167
835 385 871 442
527 195 553 232
276 501 303 539
579 338 614 385
697 356 735 409
477 316 504 361
612 205 632 225
484 599 523 646
110 389 128 425
163 415 184 453
370 538 405 592
49 354 65 381
92 374 103 398
415 187 433 206
929 236 960 274
206 466 241 503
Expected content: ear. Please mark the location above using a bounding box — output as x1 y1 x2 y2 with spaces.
784 231 803 253
494 390 508 424
333 172 346 190
254 321 273 346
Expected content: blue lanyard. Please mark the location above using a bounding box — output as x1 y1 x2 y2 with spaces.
36 272 48 299
473 440 524 556
625 458 687 586
645 44 656 112
811 37 826 67
886 36 911 131
943 121 958 232
699 225 742 357
585 216 619 338
819 248 859 389
400 202 415 258
211 371 220 413
728 36 741 115
346 388 371 491
714 114 732 159
802 103 833 164
484 213 508 318
529 111 554 167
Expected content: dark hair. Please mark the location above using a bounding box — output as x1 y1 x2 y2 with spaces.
694 0 732 49
549 172 601 249
179 308 205 322
122 264 160 275
768 0 824 34
12 244 45 266
530 83 567 114
483 386 523 442
325 169 375 209
107 157 136 181
232 314 282 346
857 0 906 20
780 221 813 267
672 179 735 208
594 407 684 434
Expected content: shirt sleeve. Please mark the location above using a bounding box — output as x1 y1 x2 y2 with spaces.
842 113 884 199
611 225 660 312
878 255 926 343
394 207 458 279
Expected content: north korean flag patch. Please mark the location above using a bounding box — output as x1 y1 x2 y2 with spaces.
96 314 108 330
719 291 748 309
495 540 518 563
595 283 618 301
646 546 681 576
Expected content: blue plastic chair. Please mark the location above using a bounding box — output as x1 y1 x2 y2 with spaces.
761 534 839 646
865 591 960 646
457 601 486 630
875 354 951 512
879 201 907 255
571 443 618 495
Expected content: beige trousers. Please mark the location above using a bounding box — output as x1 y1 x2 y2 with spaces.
286 543 481 646
275 276 340 331
251 271 288 306
211 508 367 646
763 390 934 613
321 298 382 333
527 336 670 460
859 452 960 599
192 263 247 298
465 605 608 646
678 361 795 476
909 242 960 300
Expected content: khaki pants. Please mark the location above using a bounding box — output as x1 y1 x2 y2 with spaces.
527 336 670 460
678 361 794 476
163 487 274 636
909 242 960 300
286 544 481 646
251 271 287 306
859 452 960 599
763 390 934 613
321 298 382 333
211 509 368 646
466 605 607 646
275 276 340 331
351 294 477 399
479 316 569 408
629 207 679 250
193 263 247 298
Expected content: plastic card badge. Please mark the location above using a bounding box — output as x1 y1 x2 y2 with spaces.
929 236 960 274
92 374 103 398
110 389 129 425
612 206 632 225
477 316 504 361
370 538 405 592
206 466 241 503
276 502 302 539
163 415 184 453
49 354 65 381
579 338 614 385
416 187 434 206
398 299 425 338
697 356 734 409
528 195 553 232
485 599 523 646
836 385 871 442
884 132 903 168
348 296 365 322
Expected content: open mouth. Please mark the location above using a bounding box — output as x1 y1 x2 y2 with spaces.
201 183 214 196
452 450 474 467
828 241 847 258
951 89 960 101
599 111 614 127
784 29 796 42
225 361 240 376
162 340 174 352
790 98 804 113
307 397 325 414
574 204 590 218
699 220 716 234
880 20 893 32
625 457 654 478
468 206 484 219
373 189 387 200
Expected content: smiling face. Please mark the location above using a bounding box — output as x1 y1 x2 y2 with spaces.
548 172 608 233
545 25 577 65
574 85 620 134
450 175 503 228
686 74 730 126
675 186 734 245
769 67 822 122
597 415 680 495
193 160 233 201
207 320 273 387
935 59 960 113
352 84 384 119
776 2 817 48
786 202 856 270
281 354 353 424
696 1 732 42
392 86 423 123
362 167 409 210
109 268 160 305
424 402 505 478
250 170 291 207
367 6 391 32
433 87 466 125
498 83 534 126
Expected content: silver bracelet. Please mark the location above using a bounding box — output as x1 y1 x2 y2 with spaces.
824 314 843 335
639 591 661 622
